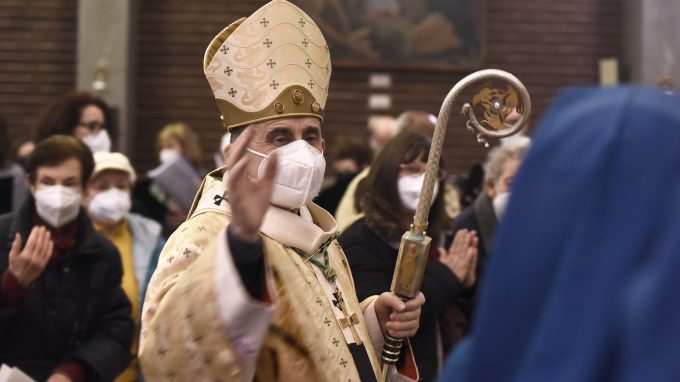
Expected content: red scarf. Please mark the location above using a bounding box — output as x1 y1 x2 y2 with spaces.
32 209 79 263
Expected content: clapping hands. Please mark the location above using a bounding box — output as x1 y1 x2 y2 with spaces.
438 229 478 288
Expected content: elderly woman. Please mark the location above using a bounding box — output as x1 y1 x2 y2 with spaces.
0 135 133 382
85 151 163 382
339 130 477 381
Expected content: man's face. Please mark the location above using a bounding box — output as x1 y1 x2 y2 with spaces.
486 157 520 198
242 116 324 179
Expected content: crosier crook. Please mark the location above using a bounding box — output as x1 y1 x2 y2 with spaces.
379 69 532 381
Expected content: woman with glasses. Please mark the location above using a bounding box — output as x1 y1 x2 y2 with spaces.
33 91 115 153
339 130 478 381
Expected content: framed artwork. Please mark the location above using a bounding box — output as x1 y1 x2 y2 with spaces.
293 0 482 70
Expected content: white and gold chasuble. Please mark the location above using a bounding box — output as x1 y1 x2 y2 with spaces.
139 169 418 381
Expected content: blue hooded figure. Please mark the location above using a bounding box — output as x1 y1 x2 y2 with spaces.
440 86 680 382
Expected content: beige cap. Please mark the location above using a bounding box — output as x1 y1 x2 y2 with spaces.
92 152 137 183
203 0 332 130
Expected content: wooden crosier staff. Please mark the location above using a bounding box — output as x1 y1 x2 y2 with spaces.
379 69 532 381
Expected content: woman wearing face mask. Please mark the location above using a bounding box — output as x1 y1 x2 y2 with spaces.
84 152 163 382
339 130 478 382
33 91 115 153
144 122 204 234
0 136 133 381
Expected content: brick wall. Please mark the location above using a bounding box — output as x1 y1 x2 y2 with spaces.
134 0 622 175
0 0 77 145
0 0 621 175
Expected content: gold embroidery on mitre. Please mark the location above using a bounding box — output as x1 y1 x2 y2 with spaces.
203 0 331 130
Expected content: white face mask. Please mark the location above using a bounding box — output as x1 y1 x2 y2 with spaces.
159 148 180 163
398 172 439 212
88 188 131 224
81 129 111 153
493 192 510 220
34 185 82 228
248 140 326 209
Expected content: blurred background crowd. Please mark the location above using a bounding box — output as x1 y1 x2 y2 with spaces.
1 0 679 381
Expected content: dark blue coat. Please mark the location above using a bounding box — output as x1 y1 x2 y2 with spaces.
440 87 680 382
0 197 133 381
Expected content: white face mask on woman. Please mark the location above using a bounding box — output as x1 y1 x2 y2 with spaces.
398 172 439 213
81 129 111 153
88 188 132 224
247 140 326 209
34 185 83 228
493 192 510 220
159 148 180 163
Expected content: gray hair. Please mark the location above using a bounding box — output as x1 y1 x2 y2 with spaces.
484 142 530 184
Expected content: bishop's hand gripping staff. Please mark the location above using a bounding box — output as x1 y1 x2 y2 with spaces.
379 69 531 381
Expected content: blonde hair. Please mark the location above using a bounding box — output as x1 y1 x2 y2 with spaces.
156 122 202 166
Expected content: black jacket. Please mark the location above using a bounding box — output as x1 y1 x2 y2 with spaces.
0 197 134 381
450 193 498 326
339 219 463 382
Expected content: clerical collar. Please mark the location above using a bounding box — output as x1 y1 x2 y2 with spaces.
189 168 339 255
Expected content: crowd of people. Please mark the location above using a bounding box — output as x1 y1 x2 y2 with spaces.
1 1 678 382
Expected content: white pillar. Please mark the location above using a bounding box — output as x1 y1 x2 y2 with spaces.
76 0 135 152
625 0 680 87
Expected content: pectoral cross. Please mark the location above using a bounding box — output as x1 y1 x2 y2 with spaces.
332 288 362 345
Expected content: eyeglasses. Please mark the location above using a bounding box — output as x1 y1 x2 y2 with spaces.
77 121 106 131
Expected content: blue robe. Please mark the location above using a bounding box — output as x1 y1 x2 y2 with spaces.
440 86 680 382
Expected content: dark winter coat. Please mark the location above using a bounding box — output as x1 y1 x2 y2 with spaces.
339 218 463 382
0 197 134 381
451 193 498 324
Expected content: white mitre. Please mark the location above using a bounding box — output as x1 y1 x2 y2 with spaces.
203 0 332 130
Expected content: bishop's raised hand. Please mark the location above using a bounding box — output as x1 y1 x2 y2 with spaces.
224 128 278 243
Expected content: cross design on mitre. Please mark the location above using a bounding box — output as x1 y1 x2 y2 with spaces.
267 59 276 69
305 59 312 68
298 17 306 27
308 80 314 89
263 38 272 48
260 18 269 27
332 337 339 347
323 317 331 326
270 80 279 89
224 66 233 76
213 194 226 206
228 88 237 97
220 45 229 54
340 358 348 368
301 38 309 48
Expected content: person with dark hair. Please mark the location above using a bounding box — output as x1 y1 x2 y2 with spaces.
0 116 28 213
339 130 478 381
0 135 133 381
315 137 372 215
335 110 436 231
33 91 115 153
